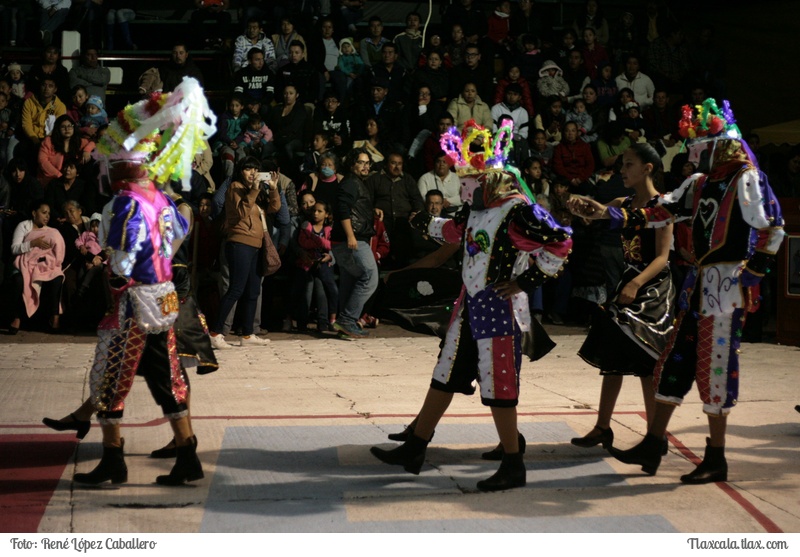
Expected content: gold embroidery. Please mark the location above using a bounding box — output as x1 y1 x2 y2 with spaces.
622 235 642 262
158 291 180 316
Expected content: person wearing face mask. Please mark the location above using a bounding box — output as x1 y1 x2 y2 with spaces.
300 152 342 210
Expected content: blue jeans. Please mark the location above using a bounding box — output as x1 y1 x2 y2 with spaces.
332 241 378 326
214 241 261 336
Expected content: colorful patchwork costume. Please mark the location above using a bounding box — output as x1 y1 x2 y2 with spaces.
418 177 572 406
91 182 189 422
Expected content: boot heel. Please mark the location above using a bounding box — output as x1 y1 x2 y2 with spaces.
402 454 424 475
111 472 128 484
641 464 658 476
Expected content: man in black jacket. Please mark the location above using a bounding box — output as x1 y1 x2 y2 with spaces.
331 147 379 339
365 152 424 267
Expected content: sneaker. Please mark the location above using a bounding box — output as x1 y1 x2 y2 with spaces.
240 335 271 346
359 314 379 328
210 334 235 350
333 321 368 340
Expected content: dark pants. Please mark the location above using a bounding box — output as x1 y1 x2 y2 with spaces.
214 241 261 336
291 262 339 327
12 272 63 323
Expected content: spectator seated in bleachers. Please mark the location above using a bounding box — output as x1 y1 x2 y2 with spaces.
232 17 277 73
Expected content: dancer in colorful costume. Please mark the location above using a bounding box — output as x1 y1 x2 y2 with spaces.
371 119 573 491
568 100 785 482
70 77 217 486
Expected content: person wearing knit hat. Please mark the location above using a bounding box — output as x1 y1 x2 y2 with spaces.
48 77 218 488
79 95 108 137
6 62 27 100
334 37 365 103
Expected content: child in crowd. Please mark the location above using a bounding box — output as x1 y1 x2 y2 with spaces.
358 210 390 329
494 64 535 117
301 132 332 176
619 100 646 142
544 177 574 325
515 35 544 83
534 96 565 145
74 215 107 298
335 37 365 100
523 156 551 211
590 62 618 107
566 98 595 143
68 85 88 125
213 95 249 178
536 60 569 100
292 199 338 332
0 91 15 165
241 111 273 160
5 63 27 100
79 96 108 141
529 129 554 172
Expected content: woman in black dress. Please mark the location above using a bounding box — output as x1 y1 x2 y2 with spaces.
571 143 675 449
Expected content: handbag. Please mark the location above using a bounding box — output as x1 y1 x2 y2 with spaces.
257 207 281 277
127 282 180 333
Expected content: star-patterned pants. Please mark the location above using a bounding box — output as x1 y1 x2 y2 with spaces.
430 300 522 408
652 306 746 416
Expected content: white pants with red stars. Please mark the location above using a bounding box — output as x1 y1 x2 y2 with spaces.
431 301 523 408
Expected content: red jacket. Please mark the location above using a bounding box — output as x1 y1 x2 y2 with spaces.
370 217 390 264
553 139 595 183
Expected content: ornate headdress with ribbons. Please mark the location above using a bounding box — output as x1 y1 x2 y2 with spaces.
677 98 758 168
96 77 217 191
439 118 536 203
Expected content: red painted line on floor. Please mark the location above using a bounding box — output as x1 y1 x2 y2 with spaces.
0 435 77 533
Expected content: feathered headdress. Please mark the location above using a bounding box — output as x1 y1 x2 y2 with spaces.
96 77 217 191
439 118 535 203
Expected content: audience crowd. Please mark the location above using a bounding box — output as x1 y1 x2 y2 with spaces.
0 0 792 340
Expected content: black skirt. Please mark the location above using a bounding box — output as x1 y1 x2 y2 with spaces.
174 294 219 375
578 265 675 376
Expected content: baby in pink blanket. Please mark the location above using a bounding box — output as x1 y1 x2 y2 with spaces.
75 217 103 257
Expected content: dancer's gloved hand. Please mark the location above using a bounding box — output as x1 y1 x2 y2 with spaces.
409 210 434 233
451 202 471 226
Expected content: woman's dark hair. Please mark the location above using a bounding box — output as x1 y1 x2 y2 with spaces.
521 156 546 194
50 115 81 155
71 84 88 97
627 142 663 173
4 157 28 176
235 156 261 179
346 147 373 170
617 87 635 102
365 117 381 137
30 199 50 214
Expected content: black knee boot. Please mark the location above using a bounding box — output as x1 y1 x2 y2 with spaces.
680 438 727 484
74 442 128 485
477 451 526 492
156 437 204 486
370 433 429 475
608 433 663 475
